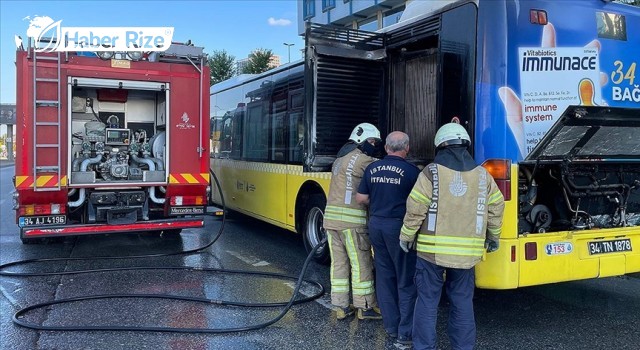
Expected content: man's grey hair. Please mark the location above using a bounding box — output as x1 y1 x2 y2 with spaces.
386 132 410 152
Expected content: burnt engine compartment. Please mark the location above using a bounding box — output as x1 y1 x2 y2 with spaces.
519 162 640 234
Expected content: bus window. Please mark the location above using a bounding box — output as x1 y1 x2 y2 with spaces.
230 107 243 159
288 88 304 164
243 102 268 161
289 112 304 163
271 93 288 163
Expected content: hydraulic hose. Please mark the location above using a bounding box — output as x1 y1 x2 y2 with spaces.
1 170 326 333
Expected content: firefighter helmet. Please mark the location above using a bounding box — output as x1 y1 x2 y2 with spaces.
349 123 381 144
434 123 471 148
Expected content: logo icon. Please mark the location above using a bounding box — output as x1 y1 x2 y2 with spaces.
176 112 195 130
449 171 468 197
17 15 174 53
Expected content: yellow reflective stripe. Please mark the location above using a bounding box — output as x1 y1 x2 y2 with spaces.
417 244 485 256
333 286 349 293
488 191 503 204
418 235 485 246
487 227 501 236
343 229 374 296
343 229 361 293
332 278 350 293
325 205 367 217
401 224 418 236
352 280 374 295
325 205 367 224
324 213 367 225
181 173 199 184
409 189 431 205
35 175 53 187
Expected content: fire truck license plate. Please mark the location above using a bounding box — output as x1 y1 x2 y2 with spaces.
19 215 66 227
588 239 632 255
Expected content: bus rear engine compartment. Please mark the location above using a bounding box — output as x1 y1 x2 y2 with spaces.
518 163 640 234
517 106 640 234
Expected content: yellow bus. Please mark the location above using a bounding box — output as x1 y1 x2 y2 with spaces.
211 0 640 288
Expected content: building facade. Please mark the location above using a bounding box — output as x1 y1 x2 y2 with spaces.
297 0 408 35
236 54 282 75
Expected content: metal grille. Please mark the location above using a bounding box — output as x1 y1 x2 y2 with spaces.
404 54 438 161
314 56 385 157
387 17 440 48
306 23 386 50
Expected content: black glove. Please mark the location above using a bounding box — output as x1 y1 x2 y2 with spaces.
485 239 499 253
399 240 414 253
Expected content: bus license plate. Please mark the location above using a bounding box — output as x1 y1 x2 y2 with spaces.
588 239 632 255
19 215 66 227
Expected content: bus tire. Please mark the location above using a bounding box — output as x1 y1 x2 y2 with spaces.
302 194 330 265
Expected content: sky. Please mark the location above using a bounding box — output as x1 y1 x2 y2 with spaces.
0 0 306 104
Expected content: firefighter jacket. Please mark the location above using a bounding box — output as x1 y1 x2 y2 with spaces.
400 163 505 269
324 148 377 231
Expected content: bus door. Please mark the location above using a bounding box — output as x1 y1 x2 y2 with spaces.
304 24 387 172
387 45 439 165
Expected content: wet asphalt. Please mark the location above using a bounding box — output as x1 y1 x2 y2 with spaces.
1 164 640 350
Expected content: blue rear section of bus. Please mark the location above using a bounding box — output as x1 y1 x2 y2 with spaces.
475 0 640 164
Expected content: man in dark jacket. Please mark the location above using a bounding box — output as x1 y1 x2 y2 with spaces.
357 131 420 346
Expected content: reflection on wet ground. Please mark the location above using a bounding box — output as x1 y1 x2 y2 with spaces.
1 180 640 350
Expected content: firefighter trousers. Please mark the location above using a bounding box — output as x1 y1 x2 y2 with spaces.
327 228 377 309
413 258 476 350
369 216 417 340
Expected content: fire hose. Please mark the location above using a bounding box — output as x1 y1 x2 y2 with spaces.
0 170 326 333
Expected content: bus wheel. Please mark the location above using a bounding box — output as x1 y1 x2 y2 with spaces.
302 195 330 264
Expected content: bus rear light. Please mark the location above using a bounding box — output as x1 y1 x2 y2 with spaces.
530 9 548 25
525 242 538 260
482 159 511 201
170 196 205 206
19 204 66 216
511 245 516 262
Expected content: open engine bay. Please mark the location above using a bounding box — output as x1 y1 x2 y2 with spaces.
518 106 640 234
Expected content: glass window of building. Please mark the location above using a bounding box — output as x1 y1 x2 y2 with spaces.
358 17 378 32
322 0 336 11
383 5 405 27
304 0 316 19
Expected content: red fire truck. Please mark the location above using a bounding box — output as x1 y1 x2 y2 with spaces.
12 39 210 243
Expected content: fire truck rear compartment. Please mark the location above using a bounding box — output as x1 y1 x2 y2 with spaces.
68 82 168 224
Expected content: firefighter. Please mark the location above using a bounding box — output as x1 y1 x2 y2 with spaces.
356 131 420 345
324 122 383 320
400 123 505 350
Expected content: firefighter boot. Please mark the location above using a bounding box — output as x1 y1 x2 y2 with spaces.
336 305 355 320
357 307 382 320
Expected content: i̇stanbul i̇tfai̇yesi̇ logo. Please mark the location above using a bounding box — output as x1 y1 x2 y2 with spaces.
15 15 174 53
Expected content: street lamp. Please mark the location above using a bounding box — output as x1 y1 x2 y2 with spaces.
283 42 295 63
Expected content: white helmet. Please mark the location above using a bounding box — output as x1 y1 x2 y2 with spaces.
434 123 471 148
349 123 381 144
